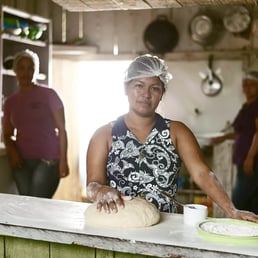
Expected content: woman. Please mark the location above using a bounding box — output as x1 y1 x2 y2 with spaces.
3 49 69 198
86 54 258 222
212 71 258 214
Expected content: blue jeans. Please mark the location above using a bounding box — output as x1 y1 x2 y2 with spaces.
232 164 258 214
13 159 60 198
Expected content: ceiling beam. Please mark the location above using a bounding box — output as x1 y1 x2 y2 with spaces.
51 0 257 12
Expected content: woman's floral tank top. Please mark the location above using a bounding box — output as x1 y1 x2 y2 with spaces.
107 113 181 213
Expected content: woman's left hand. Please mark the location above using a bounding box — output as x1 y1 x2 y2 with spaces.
243 156 254 175
230 209 258 223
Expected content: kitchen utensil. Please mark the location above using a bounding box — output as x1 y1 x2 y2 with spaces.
223 6 251 34
201 55 222 96
159 190 196 209
3 17 22 36
189 13 221 46
28 27 43 40
28 24 47 40
143 15 179 54
19 20 29 38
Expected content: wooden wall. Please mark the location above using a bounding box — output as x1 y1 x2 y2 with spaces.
2 0 258 56
0 236 153 258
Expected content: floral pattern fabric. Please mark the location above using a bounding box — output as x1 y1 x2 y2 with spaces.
107 113 181 213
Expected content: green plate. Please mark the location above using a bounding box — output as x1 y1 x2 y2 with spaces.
197 218 258 244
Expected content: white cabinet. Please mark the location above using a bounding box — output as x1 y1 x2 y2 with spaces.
0 5 51 142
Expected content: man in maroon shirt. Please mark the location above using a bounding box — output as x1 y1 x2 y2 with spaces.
212 70 258 214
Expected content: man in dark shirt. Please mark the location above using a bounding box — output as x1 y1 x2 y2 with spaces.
212 70 258 214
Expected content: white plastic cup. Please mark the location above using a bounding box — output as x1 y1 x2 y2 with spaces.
183 204 208 226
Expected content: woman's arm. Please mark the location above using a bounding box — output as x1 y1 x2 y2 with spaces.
86 124 125 212
53 107 69 178
86 125 111 185
171 121 258 223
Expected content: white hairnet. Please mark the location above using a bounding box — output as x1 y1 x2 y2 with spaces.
244 70 258 82
13 49 39 83
124 54 172 89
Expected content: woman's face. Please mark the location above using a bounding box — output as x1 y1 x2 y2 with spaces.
125 76 164 117
242 78 258 101
15 57 35 86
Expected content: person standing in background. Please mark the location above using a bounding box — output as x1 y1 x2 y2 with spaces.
212 71 258 214
2 49 69 198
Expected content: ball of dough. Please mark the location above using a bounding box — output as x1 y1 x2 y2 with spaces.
85 197 160 228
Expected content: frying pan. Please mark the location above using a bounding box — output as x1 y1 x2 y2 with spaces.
201 55 223 97
143 15 179 54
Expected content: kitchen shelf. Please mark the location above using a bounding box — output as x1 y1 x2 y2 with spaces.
164 49 258 62
52 44 98 55
2 33 47 47
2 5 49 24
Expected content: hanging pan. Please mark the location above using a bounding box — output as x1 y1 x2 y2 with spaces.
223 6 251 34
223 6 252 39
201 55 223 97
143 15 179 54
189 12 222 47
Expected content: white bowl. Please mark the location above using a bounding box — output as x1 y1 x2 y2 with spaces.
183 204 208 227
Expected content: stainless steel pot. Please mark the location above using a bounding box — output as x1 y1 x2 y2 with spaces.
189 13 221 46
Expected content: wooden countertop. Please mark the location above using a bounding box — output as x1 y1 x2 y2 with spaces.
0 193 257 258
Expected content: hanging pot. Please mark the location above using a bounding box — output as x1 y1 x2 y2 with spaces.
223 6 251 34
189 13 221 46
201 55 223 97
143 15 179 54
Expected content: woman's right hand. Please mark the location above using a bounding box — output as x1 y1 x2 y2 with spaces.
7 149 23 169
87 182 129 213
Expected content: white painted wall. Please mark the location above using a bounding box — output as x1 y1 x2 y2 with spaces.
158 60 244 134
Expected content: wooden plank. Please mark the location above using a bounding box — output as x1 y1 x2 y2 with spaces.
14 0 36 14
115 252 152 258
147 0 181 8
0 236 4 258
47 0 258 11
178 0 256 6
96 249 115 258
5 236 49 258
50 242 95 258
51 1 64 44
2 0 16 6
35 0 51 18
